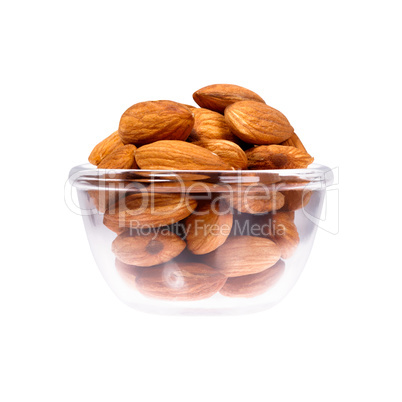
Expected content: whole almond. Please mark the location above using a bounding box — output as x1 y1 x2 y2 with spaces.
115 258 142 289
135 262 227 301
112 230 186 267
224 190 285 214
187 108 238 143
88 131 124 165
258 212 299 259
202 236 281 277
194 139 248 170
225 101 294 144
135 140 233 170
97 144 137 169
246 145 314 169
185 199 233 255
280 132 308 153
118 100 194 145
281 189 312 211
103 193 197 231
88 187 121 214
193 84 265 113
220 259 285 298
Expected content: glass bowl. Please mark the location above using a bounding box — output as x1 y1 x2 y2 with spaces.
68 164 333 315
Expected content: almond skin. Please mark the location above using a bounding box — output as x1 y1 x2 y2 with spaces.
246 145 314 169
194 139 248 170
185 199 233 255
103 193 197 231
112 230 186 267
280 132 308 153
187 108 238 143
224 190 285 214
202 236 281 277
97 144 137 169
88 131 124 165
135 140 233 170
225 101 294 144
118 100 194 145
135 262 227 301
220 259 285 298
281 189 312 211
115 258 142 289
193 84 265 114
256 212 299 259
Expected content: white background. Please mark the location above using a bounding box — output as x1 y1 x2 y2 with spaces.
1 1 401 401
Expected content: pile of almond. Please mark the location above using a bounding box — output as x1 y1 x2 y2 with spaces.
88 84 314 301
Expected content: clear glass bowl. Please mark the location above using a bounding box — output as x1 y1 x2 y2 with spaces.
68 164 333 315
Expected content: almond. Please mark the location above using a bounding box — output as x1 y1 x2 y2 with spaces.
259 212 299 259
187 108 238 143
115 258 142 289
281 189 312 211
97 144 137 169
118 100 194 145
202 236 281 277
280 132 308 153
185 199 233 255
246 145 314 169
135 140 233 170
194 139 248 170
112 230 186 267
103 193 197 231
220 259 285 298
224 189 285 214
193 84 265 114
88 131 124 165
88 187 121 214
135 262 227 301
225 101 294 144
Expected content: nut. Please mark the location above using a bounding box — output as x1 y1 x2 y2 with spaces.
97 144 137 169
193 84 265 113
112 230 186 267
115 258 141 289
135 262 227 301
224 189 285 214
103 193 197 231
187 108 238 143
280 132 308 153
202 236 281 277
135 140 233 170
246 145 314 169
220 259 285 297
185 199 233 255
88 131 124 165
118 100 194 145
224 101 294 144
194 139 248 170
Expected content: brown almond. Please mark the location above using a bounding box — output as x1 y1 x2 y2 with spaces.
115 258 142 289
112 230 186 267
97 144 137 169
135 262 227 301
263 212 300 259
135 140 233 170
88 188 121 214
118 100 194 145
187 108 238 143
280 132 308 153
281 189 312 211
103 193 197 232
194 139 248 170
193 84 265 114
202 236 281 277
246 145 314 169
225 101 294 144
220 259 285 298
185 200 233 255
88 131 124 165
224 189 285 214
